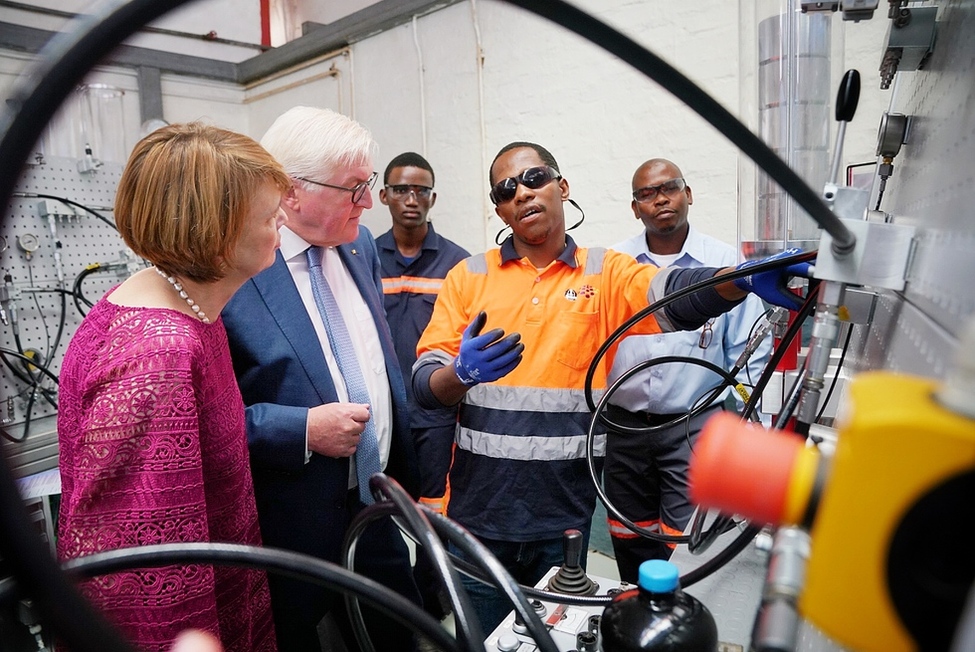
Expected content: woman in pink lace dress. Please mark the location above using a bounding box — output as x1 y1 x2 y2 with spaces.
56 123 290 652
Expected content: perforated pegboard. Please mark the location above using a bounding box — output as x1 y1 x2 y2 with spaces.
1 155 136 476
863 0 975 368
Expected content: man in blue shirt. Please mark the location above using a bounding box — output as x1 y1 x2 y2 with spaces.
376 152 469 619
605 158 772 581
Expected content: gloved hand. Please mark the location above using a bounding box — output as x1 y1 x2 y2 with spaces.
453 311 524 386
733 248 812 311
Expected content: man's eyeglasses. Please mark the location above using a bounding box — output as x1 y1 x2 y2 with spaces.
699 319 714 349
489 165 561 205
294 171 378 204
632 178 686 203
385 184 434 201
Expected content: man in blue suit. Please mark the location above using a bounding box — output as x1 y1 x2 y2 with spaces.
222 106 421 652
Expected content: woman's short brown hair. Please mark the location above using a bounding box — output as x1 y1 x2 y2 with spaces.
115 122 290 282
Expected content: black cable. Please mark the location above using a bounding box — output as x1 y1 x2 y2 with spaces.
347 500 563 652
741 284 820 422
815 323 853 424
745 308 775 389
587 356 740 546
71 265 104 317
680 524 765 588
583 249 818 413
1 387 35 444
344 474 483 652
499 0 856 258
598 356 740 436
0 348 59 385
0 542 462 652
13 194 116 231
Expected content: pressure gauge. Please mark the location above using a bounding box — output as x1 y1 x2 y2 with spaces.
17 232 40 258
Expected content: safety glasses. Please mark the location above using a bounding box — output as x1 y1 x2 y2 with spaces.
294 171 378 204
489 165 562 205
632 177 686 203
385 184 434 200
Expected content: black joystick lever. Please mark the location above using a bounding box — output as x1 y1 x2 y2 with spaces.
546 529 598 596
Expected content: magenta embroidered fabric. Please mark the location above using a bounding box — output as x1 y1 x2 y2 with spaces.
56 296 276 652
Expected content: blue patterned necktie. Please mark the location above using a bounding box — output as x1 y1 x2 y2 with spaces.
306 246 382 504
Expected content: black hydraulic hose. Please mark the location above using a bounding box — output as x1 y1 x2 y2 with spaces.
0 347 60 385
17 193 117 230
499 0 856 258
0 542 461 652
597 356 741 436
71 265 102 317
345 474 483 652
1 384 35 444
587 356 741 546
680 524 765 588
584 249 818 413
742 283 821 421
348 501 563 652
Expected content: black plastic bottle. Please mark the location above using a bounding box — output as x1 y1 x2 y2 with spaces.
600 559 719 651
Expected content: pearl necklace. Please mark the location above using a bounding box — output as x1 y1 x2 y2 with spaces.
155 267 211 323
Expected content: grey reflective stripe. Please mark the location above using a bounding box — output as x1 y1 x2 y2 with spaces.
585 247 606 275
414 349 453 372
467 253 488 275
466 384 604 413
649 267 677 332
456 425 606 460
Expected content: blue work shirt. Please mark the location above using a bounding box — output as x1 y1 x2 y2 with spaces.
377 222 470 428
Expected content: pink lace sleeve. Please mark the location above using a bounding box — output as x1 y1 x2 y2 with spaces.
57 311 222 651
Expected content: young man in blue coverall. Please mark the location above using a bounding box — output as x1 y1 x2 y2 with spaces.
376 152 469 620
411 141 810 632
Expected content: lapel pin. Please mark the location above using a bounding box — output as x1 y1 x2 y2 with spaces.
351 249 357 255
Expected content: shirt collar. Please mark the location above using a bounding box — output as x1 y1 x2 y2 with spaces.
499 233 580 268
279 226 315 262
640 225 707 267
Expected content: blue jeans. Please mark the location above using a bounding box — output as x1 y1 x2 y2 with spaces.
449 527 592 635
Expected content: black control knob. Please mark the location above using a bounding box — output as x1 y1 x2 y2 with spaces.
546 529 598 596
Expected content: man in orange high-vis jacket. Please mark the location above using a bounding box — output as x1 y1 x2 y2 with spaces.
412 141 810 632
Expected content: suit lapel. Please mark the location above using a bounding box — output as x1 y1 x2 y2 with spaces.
253 253 339 404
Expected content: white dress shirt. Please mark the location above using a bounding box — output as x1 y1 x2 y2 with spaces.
278 227 393 487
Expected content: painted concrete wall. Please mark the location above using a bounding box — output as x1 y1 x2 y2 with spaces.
2 0 893 258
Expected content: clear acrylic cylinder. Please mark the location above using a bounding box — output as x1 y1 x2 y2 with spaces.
738 0 843 259
77 83 128 163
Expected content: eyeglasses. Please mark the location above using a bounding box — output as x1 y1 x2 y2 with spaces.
294 171 378 204
632 178 686 203
698 319 714 349
385 184 434 200
489 165 561 205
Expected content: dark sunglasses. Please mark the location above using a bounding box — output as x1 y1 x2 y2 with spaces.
632 177 686 203
385 184 434 200
489 165 562 205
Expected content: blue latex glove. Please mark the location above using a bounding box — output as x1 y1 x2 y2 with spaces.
453 311 524 386
733 248 812 311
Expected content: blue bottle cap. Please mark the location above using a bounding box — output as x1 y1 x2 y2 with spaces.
638 559 680 593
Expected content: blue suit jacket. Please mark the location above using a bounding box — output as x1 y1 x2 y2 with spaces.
222 227 418 567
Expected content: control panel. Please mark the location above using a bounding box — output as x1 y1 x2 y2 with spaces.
484 567 628 652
